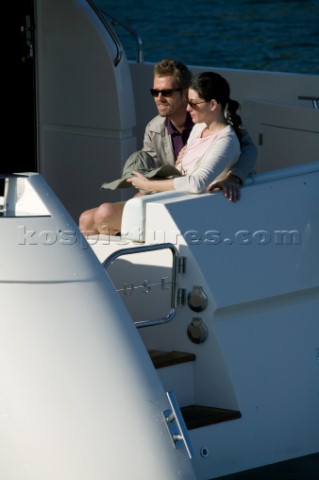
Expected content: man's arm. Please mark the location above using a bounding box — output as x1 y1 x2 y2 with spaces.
142 116 176 167
208 128 258 202
230 127 258 183
142 121 159 161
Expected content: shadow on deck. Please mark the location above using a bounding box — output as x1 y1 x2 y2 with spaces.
214 453 319 480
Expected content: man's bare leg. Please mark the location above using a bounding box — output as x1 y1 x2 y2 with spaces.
79 203 124 236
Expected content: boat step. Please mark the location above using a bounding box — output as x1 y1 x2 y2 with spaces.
149 350 196 369
149 350 196 405
181 405 242 430
148 351 241 429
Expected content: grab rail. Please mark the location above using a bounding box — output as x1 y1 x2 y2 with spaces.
245 160 319 186
89 1 144 64
298 96 319 109
86 0 122 65
103 243 177 328
102 10 144 63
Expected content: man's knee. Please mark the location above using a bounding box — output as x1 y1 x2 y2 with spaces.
94 203 114 225
79 209 93 227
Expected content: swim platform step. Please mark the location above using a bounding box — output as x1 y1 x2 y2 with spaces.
149 349 196 369
148 350 242 430
181 405 242 430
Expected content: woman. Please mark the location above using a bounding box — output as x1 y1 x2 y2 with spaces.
79 72 242 236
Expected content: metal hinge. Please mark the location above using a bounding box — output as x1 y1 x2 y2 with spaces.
177 288 186 306
176 256 186 274
21 14 35 61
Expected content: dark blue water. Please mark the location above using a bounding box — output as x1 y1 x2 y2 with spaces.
95 0 319 74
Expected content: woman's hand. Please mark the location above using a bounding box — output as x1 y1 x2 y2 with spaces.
126 171 153 192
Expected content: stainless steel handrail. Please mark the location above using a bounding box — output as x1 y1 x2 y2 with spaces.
87 1 144 64
103 243 178 328
298 96 319 109
86 0 123 66
100 10 144 63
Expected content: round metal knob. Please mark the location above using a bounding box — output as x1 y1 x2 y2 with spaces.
187 286 208 312
187 317 208 344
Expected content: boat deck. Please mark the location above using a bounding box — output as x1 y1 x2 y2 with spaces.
214 453 319 480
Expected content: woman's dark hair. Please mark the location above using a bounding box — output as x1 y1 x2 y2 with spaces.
190 72 242 141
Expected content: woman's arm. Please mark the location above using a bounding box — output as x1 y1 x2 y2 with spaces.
126 171 175 192
127 127 240 195
173 127 240 193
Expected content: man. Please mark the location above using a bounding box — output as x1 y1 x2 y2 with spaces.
143 58 257 201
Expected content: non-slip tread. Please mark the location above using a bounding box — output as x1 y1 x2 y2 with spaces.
149 350 196 369
181 405 242 430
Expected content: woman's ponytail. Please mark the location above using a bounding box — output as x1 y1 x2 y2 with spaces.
224 98 242 142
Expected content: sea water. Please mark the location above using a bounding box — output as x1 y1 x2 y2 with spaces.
94 0 319 74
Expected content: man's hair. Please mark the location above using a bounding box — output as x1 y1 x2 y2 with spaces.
154 58 193 90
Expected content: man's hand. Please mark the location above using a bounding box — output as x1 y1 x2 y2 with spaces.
208 173 242 202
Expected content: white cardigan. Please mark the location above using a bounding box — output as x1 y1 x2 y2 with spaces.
173 123 240 193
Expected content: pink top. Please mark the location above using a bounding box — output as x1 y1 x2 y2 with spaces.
173 123 240 193
181 133 218 173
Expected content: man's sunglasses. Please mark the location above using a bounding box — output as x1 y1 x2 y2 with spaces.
150 88 182 97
